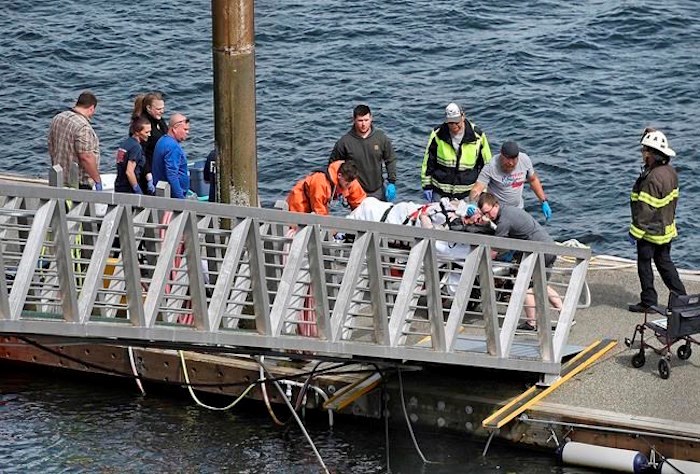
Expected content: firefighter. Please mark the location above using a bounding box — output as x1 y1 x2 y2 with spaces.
628 128 686 312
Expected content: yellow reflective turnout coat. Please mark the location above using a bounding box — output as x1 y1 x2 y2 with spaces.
630 163 679 245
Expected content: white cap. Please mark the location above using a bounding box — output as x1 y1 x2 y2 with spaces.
445 103 463 123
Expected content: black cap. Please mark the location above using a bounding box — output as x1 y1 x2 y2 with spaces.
500 141 519 158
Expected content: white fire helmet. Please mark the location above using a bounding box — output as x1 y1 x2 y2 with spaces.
641 130 676 157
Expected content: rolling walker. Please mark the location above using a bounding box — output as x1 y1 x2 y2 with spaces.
624 293 700 379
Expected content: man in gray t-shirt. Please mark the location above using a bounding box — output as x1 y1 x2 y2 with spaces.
469 140 551 220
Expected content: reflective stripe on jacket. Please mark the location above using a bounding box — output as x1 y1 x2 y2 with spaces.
629 163 679 245
421 121 492 199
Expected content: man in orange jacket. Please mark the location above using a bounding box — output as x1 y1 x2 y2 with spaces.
287 160 365 215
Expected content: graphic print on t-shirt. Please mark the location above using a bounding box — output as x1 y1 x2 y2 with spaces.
502 171 526 188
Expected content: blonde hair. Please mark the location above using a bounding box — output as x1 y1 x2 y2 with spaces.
132 92 164 117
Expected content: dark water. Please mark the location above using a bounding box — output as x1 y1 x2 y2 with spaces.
0 367 582 474
0 1 696 470
0 0 698 268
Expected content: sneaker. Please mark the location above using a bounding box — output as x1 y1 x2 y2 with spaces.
517 322 536 331
628 302 651 313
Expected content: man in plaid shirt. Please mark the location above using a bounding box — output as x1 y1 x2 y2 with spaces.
48 91 103 190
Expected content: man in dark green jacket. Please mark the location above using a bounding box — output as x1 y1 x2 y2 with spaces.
628 128 686 312
421 102 492 201
329 104 398 202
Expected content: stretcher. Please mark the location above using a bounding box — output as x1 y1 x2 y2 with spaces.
624 293 700 379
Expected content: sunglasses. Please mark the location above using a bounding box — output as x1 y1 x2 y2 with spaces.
173 118 190 127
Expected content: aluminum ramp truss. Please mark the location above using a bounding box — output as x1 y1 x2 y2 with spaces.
0 182 590 377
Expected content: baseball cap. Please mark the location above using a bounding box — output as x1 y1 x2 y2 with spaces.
444 103 463 123
500 141 520 158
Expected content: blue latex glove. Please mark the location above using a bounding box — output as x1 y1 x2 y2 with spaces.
94 182 103 191
627 233 636 246
146 179 156 195
541 201 552 220
385 183 396 201
497 250 515 262
423 189 433 202
466 204 478 217
132 184 143 195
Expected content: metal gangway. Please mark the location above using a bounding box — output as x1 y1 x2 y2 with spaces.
0 169 590 378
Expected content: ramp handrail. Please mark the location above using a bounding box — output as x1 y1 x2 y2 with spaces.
0 177 590 376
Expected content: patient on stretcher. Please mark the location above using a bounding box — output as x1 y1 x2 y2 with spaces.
346 197 493 297
347 196 492 233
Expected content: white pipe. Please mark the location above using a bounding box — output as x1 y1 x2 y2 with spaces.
557 442 648 473
660 458 700 474
281 380 334 428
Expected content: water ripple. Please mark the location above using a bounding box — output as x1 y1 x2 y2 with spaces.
1 0 699 267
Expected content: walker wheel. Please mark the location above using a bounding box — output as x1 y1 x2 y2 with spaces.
631 352 645 368
658 358 670 379
677 343 692 360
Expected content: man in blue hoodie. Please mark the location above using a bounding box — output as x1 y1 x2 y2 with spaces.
152 113 190 199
